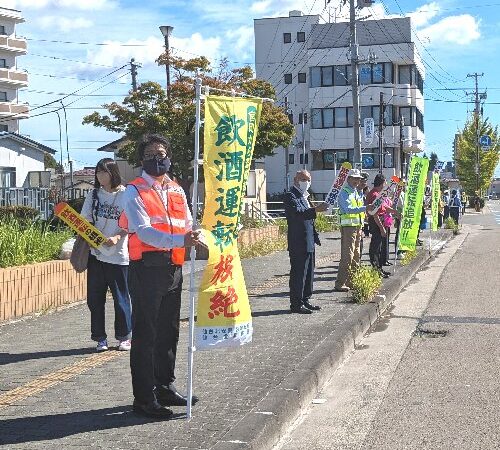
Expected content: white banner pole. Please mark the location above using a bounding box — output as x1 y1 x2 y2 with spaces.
187 77 202 420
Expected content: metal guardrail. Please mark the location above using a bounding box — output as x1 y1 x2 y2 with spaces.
244 201 339 225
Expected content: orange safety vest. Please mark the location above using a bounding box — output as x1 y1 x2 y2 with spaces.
119 177 187 265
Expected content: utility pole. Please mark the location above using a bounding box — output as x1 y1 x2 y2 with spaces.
130 58 139 92
378 92 384 174
284 96 290 190
349 0 362 166
466 72 485 194
301 109 308 169
399 114 405 179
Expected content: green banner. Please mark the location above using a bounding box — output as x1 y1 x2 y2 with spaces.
399 156 429 251
431 172 440 232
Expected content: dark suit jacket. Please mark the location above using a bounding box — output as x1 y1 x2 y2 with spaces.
284 186 321 253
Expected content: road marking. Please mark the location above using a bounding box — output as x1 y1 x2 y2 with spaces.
0 350 124 409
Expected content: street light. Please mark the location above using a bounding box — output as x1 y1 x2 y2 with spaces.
159 25 174 99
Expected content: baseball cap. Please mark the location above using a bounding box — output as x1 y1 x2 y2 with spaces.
347 169 363 178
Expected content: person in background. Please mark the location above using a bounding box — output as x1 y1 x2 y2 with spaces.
358 172 369 257
120 134 202 419
449 189 462 224
394 182 405 257
443 190 450 220
381 195 394 266
438 189 445 228
80 158 131 353
460 191 467 215
335 169 372 291
417 199 426 246
284 170 328 314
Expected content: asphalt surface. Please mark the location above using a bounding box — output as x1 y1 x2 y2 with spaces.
276 203 499 450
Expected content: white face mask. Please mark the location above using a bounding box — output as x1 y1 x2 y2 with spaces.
298 180 311 193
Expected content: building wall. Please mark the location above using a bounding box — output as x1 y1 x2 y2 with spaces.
0 139 45 187
255 13 426 195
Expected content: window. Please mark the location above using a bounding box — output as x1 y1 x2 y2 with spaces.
322 150 352 169
299 153 309 165
399 106 414 126
283 32 291 44
322 108 334 128
0 92 7 102
297 32 305 42
0 59 6 69
288 154 295 165
384 63 393 83
372 63 384 83
311 108 322 129
298 72 306 83
284 73 292 84
311 107 354 128
321 66 333 86
334 108 347 127
360 106 372 122
310 67 321 87
333 66 347 86
0 167 15 187
416 108 424 132
398 65 411 84
298 112 308 124
359 64 371 85
359 62 393 84
0 26 5 36
0 124 7 132
384 105 394 126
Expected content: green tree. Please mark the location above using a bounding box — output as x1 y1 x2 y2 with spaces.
83 56 294 179
456 116 500 195
429 152 438 171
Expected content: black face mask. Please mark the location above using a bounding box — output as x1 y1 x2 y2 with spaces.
142 156 171 177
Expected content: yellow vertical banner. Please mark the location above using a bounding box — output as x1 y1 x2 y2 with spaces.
431 172 440 232
196 95 262 350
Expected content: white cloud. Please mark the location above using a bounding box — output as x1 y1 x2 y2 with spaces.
419 14 480 46
85 33 222 70
225 26 254 53
1 0 115 9
408 2 440 28
250 0 271 14
37 16 93 33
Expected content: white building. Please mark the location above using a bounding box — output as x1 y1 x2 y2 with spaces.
254 11 425 196
0 6 28 133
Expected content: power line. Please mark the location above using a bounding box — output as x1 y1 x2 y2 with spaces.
26 38 149 47
28 53 119 68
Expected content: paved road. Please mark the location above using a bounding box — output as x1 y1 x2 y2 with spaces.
276 208 499 449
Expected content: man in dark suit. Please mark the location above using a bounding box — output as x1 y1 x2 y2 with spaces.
284 170 328 314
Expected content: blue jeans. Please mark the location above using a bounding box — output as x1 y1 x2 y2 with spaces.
87 255 132 342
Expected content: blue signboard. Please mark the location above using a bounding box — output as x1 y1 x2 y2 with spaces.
362 155 374 168
479 135 492 149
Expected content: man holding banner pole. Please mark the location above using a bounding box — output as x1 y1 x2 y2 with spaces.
120 134 201 419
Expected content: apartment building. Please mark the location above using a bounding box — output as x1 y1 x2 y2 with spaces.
0 6 28 133
254 11 425 196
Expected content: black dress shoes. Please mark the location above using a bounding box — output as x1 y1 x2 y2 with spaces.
156 384 199 407
384 262 393 266
290 305 313 314
133 399 173 419
303 301 321 311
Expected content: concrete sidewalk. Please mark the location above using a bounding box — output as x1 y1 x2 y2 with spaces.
0 229 450 449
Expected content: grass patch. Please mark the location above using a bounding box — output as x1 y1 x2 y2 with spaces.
350 265 382 304
443 217 460 235
400 248 418 266
315 212 339 232
0 219 72 268
238 234 288 259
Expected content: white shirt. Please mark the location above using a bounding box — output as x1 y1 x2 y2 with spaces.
122 171 193 250
80 186 129 265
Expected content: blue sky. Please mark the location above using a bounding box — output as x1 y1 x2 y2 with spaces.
2 0 499 176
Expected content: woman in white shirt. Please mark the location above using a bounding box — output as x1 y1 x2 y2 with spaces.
80 158 132 352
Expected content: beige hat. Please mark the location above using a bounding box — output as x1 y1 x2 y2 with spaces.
347 169 363 178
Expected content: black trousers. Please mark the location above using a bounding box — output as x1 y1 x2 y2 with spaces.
129 254 183 404
289 251 314 309
368 218 383 269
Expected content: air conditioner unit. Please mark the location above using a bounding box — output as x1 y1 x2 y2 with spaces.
358 0 375 8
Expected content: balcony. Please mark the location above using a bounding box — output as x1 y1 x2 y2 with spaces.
0 68 27 87
0 36 27 54
0 102 29 118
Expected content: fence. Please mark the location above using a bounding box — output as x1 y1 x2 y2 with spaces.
0 187 89 220
244 201 339 225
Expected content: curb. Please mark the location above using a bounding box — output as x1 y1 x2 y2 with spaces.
212 230 453 450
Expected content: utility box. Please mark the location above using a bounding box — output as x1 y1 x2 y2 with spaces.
358 0 375 8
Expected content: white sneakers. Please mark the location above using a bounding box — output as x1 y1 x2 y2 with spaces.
95 339 132 352
118 339 132 351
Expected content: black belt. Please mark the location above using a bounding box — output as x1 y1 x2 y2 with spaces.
133 251 172 267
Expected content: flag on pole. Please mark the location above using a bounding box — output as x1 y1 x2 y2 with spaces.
324 162 351 205
398 156 429 251
196 95 262 350
431 172 440 232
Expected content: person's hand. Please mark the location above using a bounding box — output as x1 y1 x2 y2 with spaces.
315 202 329 212
104 235 120 247
184 230 202 247
380 227 387 237
366 204 375 213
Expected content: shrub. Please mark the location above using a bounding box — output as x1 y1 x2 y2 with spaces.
239 215 266 229
274 218 288 235
400 248 418 266
443 217 459 235
0 206 40 224
238 235 287 259
315 212 338 232
350 265 382 304
0 219 72 268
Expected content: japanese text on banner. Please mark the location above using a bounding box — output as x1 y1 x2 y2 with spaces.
398 157 429 251
325 162 351 205
196 96 262 350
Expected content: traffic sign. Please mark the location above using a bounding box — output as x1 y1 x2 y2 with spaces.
479 135 492 149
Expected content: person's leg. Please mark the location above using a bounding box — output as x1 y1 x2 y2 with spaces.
289 252 307 308
154 264 183 386
336 227 356 289
369 220 382 269
302 252 314 302
105 263 132 342
346 228 361 287
86 255 108 343
129 263 165 404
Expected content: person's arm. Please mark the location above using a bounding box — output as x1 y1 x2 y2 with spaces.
123 186 186 249
338 190 366 214
284 191 317 220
